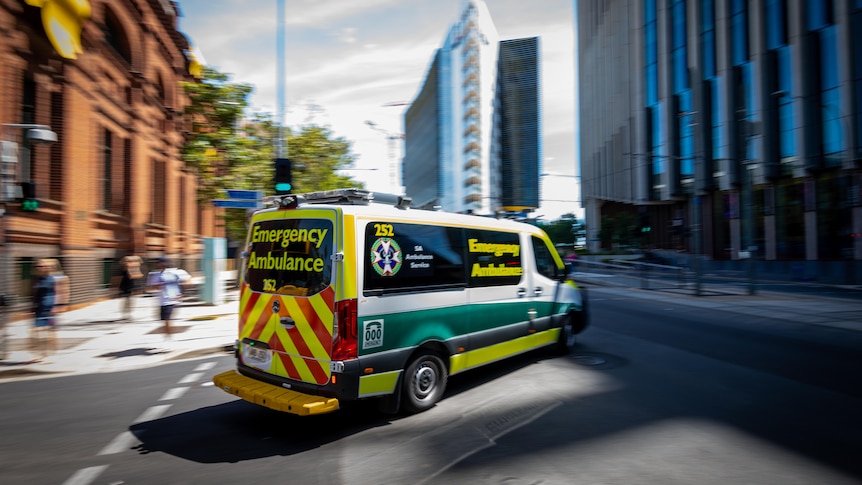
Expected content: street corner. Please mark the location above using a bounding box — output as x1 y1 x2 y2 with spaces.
0 351 66 380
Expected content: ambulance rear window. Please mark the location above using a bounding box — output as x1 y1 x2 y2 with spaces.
245 218 333 296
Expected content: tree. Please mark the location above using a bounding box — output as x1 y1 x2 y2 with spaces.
282 125 360 194
536 213 579 247
181 67 363 243
598 212 638 250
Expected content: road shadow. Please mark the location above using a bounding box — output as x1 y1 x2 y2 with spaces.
97 347 171 359
125 347 584 464
128 399 390 463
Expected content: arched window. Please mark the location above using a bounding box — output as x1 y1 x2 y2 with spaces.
104 9 131 64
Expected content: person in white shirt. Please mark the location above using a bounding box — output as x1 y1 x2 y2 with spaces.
147 257 190 339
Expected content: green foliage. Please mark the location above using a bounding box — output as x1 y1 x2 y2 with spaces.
597 212 638 249
284 125 360 194
181 67 363 244
536 213 580 247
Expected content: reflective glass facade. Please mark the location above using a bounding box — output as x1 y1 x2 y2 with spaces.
578 0 862 263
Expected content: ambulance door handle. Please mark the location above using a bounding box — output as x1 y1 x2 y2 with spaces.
517 288 527 298
534 287 543 296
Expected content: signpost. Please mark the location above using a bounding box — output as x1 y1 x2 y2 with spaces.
212 189 263 209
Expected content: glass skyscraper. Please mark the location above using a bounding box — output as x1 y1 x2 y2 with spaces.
404 0 540 215
578 0 862 265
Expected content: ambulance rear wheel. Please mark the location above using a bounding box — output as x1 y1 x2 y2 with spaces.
402 352 448 414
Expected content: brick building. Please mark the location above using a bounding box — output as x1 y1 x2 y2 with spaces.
0 0 222 306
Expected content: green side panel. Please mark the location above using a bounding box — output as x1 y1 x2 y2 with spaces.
358 370 401 397
359 304 472 355
465 300 535 334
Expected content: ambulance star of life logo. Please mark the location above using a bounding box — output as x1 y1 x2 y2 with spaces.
370 238 402 276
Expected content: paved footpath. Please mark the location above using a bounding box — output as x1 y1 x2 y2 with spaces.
0 291 240 382
1 280 860 382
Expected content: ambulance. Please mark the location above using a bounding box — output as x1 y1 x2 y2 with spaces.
213 188 588 416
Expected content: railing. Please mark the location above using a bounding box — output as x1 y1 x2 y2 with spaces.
570 258 692 291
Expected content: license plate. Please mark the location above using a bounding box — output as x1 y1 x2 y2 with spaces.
242 345 273 370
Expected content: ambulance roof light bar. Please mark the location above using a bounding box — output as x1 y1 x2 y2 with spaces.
266 188 412 209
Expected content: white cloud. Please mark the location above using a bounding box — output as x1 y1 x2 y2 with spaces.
177 0 581 219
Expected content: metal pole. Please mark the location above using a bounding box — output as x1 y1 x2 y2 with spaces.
276 0 287 159
0 203 7 360
745 162 757 295
693 195 702 296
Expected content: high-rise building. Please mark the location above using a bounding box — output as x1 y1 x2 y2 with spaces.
403 0 540 215
578 0 862 267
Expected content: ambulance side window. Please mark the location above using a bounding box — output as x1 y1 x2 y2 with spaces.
364 222 466 295
532 236 560 280
465 229 523 287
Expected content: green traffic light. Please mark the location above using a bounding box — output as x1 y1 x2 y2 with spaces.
22 199 38 211
275 183 292 192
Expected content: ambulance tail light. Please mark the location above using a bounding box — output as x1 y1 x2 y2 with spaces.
332 299 358 360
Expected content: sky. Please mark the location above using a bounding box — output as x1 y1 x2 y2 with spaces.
176 0 581 220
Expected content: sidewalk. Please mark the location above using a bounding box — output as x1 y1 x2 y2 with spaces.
575 273 862 333
0 291 240 382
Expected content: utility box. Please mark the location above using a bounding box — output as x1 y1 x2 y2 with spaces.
202 237 227 305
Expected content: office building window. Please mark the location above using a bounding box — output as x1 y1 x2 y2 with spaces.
102 129 112 211
854 7 862 159
701 0 716 79
765 0 787 50
152 159 166 225
730 0 749 66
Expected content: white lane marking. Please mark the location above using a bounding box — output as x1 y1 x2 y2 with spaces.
159 387 190 401
98 431 138 456
133 404 172 424
61 465 109 485
178 372 204 384
194 362 217 371
99 404 173 455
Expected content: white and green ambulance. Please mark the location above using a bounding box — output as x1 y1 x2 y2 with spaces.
214 188 588 416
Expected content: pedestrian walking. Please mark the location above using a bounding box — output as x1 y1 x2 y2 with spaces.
118 255 143 321
30 258 68 362
146 257 190 340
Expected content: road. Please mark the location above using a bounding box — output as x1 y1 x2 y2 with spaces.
1 287 860 484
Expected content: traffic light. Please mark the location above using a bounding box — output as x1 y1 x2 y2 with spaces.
21 181 38 211
639 213 651 234
274 158 292 194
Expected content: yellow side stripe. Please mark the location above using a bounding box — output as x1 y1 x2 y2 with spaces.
449 328 560 375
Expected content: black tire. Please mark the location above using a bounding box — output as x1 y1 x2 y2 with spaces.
401 352 448 414
555 312 578 354
556 290 588 354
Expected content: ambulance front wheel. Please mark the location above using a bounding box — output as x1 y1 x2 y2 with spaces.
402 352 448 414
556 310 586 355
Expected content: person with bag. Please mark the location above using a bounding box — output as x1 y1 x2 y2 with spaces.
119 255 143 321
30 258 67 362
146 257 190 340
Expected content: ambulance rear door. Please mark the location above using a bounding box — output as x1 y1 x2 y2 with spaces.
238 208 338 387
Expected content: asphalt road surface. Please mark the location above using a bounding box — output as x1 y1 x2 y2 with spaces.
1 287 860 484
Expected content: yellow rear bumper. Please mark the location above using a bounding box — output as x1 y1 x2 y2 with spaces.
213 370 340 416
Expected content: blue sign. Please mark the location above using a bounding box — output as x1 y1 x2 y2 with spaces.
225 189 263 200
212 199 261 209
